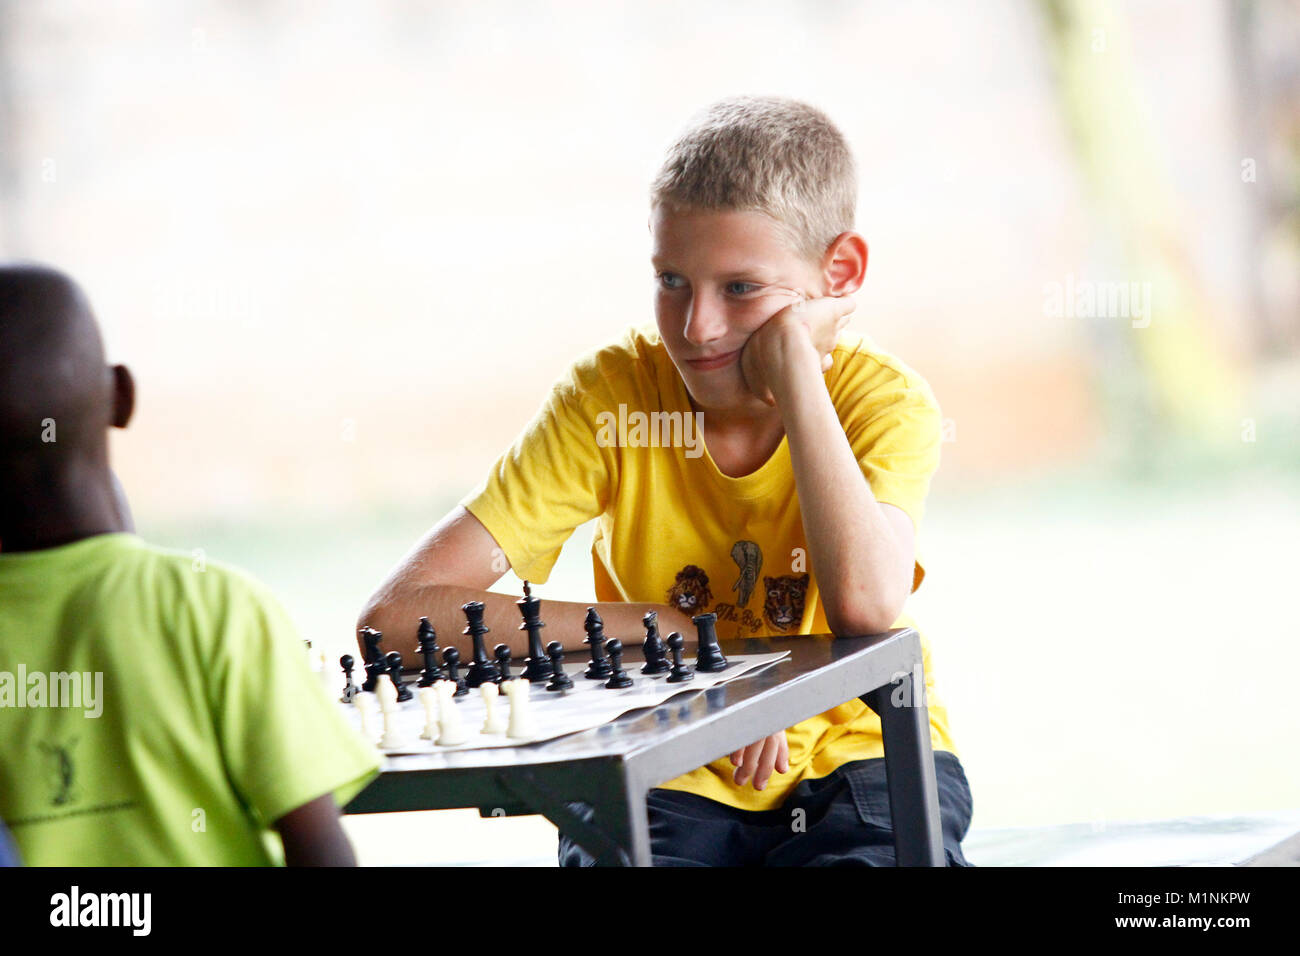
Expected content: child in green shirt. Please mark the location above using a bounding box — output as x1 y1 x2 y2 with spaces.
0 264 379 866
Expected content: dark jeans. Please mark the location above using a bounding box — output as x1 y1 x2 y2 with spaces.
559 750 974 866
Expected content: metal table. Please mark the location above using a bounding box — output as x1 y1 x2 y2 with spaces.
344 627 946 866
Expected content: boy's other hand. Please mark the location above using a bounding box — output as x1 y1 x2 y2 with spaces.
730 730 790 790
740 293 856 406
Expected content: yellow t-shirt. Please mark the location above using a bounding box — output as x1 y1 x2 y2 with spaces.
462 325 959 811
0 533 380 865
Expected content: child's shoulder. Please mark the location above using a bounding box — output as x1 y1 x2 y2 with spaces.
555 324 669 401
829 330 941 411
91 534 288 624
831 330 930 388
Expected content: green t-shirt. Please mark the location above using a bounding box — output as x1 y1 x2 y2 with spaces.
0 534 380 866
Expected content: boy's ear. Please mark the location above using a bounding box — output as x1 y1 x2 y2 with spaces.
822 231 868 296
110 364 135 429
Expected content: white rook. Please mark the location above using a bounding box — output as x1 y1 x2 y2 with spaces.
480 682 507 734
353 692 378 744
376 678 410 750
418 686 438 740
436 680 468 746
505 679 536 739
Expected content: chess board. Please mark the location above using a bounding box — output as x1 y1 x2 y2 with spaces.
342 652 789 754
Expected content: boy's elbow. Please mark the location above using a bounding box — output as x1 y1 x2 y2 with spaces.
823 593 904 637
826 608 893 637
354 585 408 654
355 593 386 643
355 580 450 651
356 573 421 631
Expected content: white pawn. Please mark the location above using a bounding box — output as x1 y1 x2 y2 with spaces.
505 679 536 739
480 682 507 734
418 686 439 740
436 680 469 746
376 678 411 750
353 691 378 744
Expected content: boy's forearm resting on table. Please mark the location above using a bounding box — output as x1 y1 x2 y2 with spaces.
358 583 697 661
767 323 911 635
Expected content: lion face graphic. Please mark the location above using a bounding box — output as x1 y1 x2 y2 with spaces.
763 574 809 631
667 565 713 614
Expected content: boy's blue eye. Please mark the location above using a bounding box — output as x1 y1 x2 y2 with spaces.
655 274 762 296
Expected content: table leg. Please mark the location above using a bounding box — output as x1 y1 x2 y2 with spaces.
498 764 652 867
602 771 652 867
862 663 946 867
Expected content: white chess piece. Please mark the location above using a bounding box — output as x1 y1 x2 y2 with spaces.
436 680 469 746
480 682 507 734
505 679 536 739
418 686 439 740
353 691 378 744
376 678 410 750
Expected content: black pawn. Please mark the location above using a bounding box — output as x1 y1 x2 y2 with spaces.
666 632 694 683
416 617 443 687
442 646 468 697
339 654 359 703
516 581 553 682
462 601 499 689
693 612 728 673
494 644 513 684
583 607 612 680
604 639 633 689
640 610 670 675
385 651 412 702
545 642 574 692
359 626 385 692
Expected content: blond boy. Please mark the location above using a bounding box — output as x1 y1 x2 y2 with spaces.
361 96 973 865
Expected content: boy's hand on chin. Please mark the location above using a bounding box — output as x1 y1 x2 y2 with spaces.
740 293 856 406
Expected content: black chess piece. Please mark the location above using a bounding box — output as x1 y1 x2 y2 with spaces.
583 607 612 680
416 621 447 686
494 644 513 684
604 638 633 689
360 626 384 663
545 642 574 692
666 632 694 683
339 654 359 703
442 646 468 697
461 601 499 688
640 610 670 675
416 617 443 687
385 651 413 702
359 626 385 692
516 581 554 682
692 612 728 673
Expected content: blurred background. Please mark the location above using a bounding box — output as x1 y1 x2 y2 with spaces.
2 0 1297 864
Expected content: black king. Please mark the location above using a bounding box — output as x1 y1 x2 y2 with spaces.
517 581 554 682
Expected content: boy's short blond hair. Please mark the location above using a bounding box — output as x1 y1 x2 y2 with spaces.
650 95 857 263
